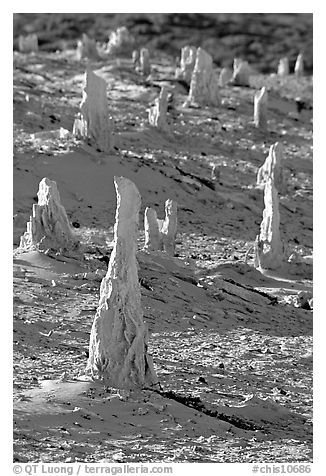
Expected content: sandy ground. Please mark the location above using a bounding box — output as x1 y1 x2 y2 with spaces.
13 23 312 464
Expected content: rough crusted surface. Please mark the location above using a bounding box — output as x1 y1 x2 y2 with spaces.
18 177 78 253
144 199 177 256
257 142 286 195
86 177 158 389
73 68 114 152
254 86 268 129
255 179 284 270
186 47 220 107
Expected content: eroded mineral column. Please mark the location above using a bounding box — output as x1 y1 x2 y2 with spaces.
254 179 284 271
294 53 304 77
86 176 158 389
148 86 169 130
18 34 38 53
144 199 178 255
76 34 101 60
277 57 289 76
106 26 135 56
254 86 268 129
73 67 114 152
219 67 233 87
186 47 220 107
231 58 252 86
19 178 78 252
175 46 197 84
137 48 151 76
257 142 286 194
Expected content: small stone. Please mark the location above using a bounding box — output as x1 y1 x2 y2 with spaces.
137 48 151 76
219 67 233 87
144 199 178 256
231 58 252 86
148 86 169 130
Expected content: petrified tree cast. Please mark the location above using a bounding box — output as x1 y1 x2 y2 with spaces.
148 86 169 130
18 34 38 53
175 46 197 84
19 178 78 253
106 26 135 56
294 53 304 77
137 48 151 76
257 142 286 194
86 177 158 389
144 199 178 255
76 34 101 61
73 67 114 152
254 179 284 271
219 67 232 87
231 58 252 86
254 86 268 129
186 48 220 107
277 57 289 76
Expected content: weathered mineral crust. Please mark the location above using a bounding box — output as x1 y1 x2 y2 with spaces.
254 179 284 271
277 57 289 76
254 86 268 129
294 53 304 77
175 46 197 84
106 26 135 56
73 68 114 152
231 58 252 86
257 142 286 194
144 199 178 255
18 34 38 53
186 48 220 106
137 48 151 76
86 177 158 389
19 178 78 252
148 86 169 130
76 34 101 61
219 67 233 87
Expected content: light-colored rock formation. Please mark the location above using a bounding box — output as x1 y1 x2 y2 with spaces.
254 86 268 129
18 34 38 53
231 58 251 86
186 47 220 107
294 53 304 77
106 26 135 56
76 34 101 61
86 176 158 389
137 48 151 76
175 46 197 84
277 57 289 76
132 49 140 67
254 179 284 270
73 67 114 152
19 178 78 252
148 86 169 130
219 67 233 87
144 199 178 255
257 142 286 194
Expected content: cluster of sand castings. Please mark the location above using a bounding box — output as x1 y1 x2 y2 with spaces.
73 67 114 152
143 199 178 255
76 33 101 61
106 26 135 56
86 177 158 389
186 47 220 107
18 178 78 253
